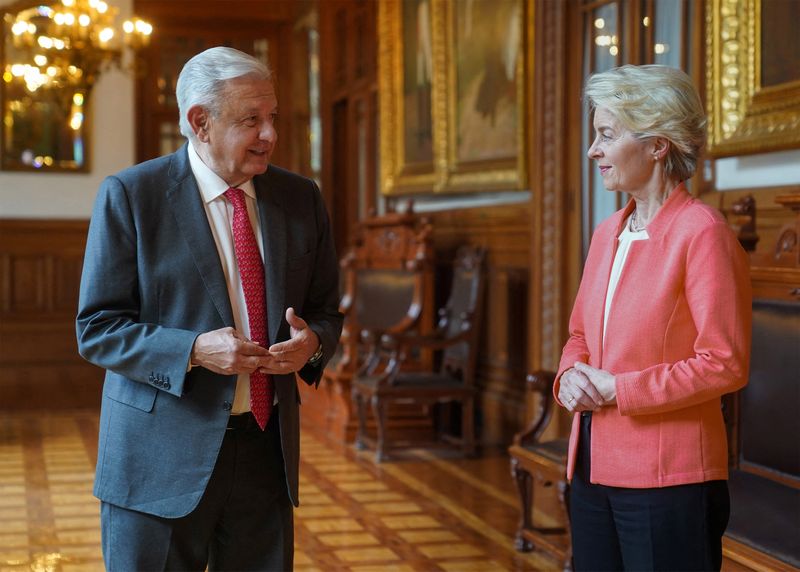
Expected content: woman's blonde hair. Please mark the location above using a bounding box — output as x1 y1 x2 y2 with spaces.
584 65 706 181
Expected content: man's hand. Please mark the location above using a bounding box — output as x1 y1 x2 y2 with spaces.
260 307 320 374
558 366 605 413
190 327 273 375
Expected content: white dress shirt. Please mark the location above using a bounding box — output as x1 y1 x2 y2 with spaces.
602 215 649 347
187 142 265 414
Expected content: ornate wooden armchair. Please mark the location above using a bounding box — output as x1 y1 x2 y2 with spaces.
297 205 435 442
351 245 486 462
508 371 572 571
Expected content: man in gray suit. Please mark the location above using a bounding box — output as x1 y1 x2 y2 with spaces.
76 46 342 571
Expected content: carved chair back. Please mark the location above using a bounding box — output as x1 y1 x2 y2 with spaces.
350 245 485 461
332 206 434 376
438 246 487 386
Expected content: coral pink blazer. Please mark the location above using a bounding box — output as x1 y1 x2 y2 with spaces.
555 185 752 488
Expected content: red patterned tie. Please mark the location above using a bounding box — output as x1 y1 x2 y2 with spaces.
224 187 273 430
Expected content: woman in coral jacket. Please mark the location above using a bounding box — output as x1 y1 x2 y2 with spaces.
556 65 751 571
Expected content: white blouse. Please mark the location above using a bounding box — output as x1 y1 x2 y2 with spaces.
602 216 649 346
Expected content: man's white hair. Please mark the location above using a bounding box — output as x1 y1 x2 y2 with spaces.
176 47 272 142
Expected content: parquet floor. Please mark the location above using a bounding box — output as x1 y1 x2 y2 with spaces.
0 410 562 571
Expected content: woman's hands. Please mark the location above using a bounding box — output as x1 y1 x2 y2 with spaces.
558 362 617 413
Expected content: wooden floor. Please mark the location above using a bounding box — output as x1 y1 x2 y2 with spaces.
0 404 762 572
0 408 562 571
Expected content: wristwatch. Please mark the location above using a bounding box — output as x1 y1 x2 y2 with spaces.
307 343 323 366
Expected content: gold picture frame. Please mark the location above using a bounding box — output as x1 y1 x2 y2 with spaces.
379 0 528 196
378 0 438 194
706 0 800 157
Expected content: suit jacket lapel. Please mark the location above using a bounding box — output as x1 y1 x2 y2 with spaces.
166 146 235 327
255 169 286 345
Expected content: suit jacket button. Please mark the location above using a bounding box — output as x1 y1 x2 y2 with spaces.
163 382 171 390
149 373 155 382
222 401 232 411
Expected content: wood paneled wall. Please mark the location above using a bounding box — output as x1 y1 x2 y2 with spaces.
0 220 103 410
699 184 800 261
528 0 574 440
313 0 557 447
427 204 531 444
318 0 379 255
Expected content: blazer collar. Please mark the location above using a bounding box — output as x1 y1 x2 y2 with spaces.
254 170 287 344
165 144 235 327
615 183 692 241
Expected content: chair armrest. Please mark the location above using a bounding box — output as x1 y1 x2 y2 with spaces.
338 292 353 315
356 329 385 376
527 370 556 393
511 370 558 447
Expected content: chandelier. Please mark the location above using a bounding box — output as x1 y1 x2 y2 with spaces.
3 0 152 101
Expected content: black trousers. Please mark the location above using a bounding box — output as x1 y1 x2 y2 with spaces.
101 408 293 572
570 413 730 572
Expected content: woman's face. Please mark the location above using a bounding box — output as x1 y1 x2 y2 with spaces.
587 107 655 194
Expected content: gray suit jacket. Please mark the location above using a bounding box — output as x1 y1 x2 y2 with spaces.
76 145 342 518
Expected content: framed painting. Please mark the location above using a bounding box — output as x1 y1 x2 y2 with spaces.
401 0 434 168
378 0 439 195
706 0 800 157
443 0 527 191
379 0 528 195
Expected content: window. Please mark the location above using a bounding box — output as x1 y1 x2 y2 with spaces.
577 0 698 258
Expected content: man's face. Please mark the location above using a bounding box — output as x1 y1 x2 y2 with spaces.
201 76 278 187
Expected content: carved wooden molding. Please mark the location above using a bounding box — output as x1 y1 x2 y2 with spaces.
528 0 565 372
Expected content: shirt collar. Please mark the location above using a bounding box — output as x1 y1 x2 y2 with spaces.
187 141 256 204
